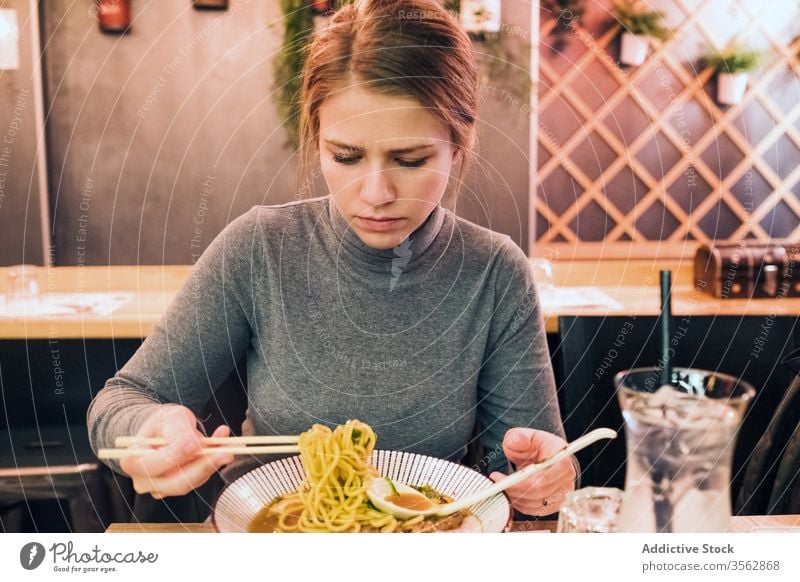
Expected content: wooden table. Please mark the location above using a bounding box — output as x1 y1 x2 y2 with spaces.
3 261 799 338
0 265 190 339
106 515 800 533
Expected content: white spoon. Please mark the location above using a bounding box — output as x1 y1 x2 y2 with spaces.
367 427 617 519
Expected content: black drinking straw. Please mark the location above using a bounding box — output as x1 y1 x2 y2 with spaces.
651 269 676 532
660 270 673 387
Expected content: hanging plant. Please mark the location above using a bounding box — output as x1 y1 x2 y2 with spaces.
705 44 760 106
271 1 357 149
272 0 316 150
612 0 671 66
443 0 460 13
96 0 131 34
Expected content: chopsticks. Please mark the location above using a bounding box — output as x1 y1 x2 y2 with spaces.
115 435 298 447
96 435 300 460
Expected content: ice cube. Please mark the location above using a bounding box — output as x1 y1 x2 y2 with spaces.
649 385 677 407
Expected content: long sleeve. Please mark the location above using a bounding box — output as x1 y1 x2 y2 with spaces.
87 208 262 473
476 239 564 474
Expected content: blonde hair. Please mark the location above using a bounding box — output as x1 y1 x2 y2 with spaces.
298 0 478 203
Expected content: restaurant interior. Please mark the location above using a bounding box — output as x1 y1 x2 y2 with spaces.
0 0 799 533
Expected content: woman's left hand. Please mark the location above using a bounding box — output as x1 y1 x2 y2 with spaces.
489 428 577 516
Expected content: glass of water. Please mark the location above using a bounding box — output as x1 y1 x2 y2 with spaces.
615 367 754 533
5 264 41 308
557 487 623 533
529 257 555 290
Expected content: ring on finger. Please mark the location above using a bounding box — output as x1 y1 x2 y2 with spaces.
542 490 565 509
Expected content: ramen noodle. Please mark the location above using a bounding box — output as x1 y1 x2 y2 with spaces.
247 420 470 533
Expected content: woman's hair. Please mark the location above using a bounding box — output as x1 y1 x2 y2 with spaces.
298 0 478 203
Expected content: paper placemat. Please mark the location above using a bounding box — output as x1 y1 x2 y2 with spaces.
0 292 133 317
539 287 622 311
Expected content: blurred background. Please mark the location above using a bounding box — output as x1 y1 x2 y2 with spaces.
1 1 798 268
1 0 799 533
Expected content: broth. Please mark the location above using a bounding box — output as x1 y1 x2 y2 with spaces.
247 485 470 533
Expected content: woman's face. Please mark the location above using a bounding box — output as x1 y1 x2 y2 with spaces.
318 84 458 250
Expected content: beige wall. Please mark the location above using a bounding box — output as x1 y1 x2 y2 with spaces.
11 0 535 266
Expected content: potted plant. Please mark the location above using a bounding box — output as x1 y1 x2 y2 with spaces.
612 0 671 66
706 45 759 106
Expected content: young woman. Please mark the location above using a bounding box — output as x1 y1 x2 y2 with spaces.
88 0 577 518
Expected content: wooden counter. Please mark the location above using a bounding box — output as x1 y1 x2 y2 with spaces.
540 259 800 332
2 261 799 339
0 266 190 339
105 514 800 533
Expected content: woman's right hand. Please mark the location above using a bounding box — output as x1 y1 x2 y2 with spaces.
119 405 235 499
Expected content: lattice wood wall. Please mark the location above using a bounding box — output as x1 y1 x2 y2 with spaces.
534 0 800 259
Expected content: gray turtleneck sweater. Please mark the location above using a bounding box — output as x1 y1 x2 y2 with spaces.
87 196 564 478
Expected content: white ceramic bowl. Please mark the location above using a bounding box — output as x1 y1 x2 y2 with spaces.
212 449 512 533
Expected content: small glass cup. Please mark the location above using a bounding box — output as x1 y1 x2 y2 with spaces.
557 487 623 533
529 257 555 290
5 264 41 307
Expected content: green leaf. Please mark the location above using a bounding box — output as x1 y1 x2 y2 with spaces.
612 0 671 41
706 48 760 74
272 0 315 150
